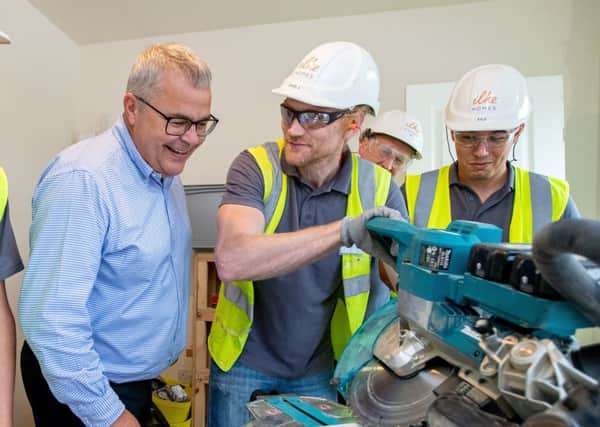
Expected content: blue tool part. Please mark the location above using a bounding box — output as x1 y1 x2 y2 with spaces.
266 397 322 426
335 218 594 392
283 397 343 425
460 274 590 336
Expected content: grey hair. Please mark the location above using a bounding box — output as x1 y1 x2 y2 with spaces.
360 128 374 140
352 104 374 116
126 43 212 100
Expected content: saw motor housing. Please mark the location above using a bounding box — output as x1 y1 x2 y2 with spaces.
334 219 598 426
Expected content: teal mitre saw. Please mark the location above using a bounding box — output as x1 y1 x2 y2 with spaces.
333 218 600 427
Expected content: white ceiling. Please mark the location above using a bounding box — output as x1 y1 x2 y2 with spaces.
28 0 486 45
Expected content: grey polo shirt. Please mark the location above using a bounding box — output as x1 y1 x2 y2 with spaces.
221 147 407 378
1 202 24 281
402 162 580 242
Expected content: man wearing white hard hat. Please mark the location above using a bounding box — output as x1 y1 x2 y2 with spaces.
404 64 578 242
208 41 407 426
359 110 423 183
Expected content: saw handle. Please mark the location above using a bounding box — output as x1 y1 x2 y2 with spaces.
533 218 600 326
366 217 416 259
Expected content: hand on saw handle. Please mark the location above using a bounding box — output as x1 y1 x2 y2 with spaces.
340 206 404 266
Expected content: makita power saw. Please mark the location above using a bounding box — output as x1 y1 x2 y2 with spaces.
333 218 600 427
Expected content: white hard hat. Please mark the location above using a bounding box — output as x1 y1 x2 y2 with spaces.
272 41 380 115
0 31 11 44
445 64 531 131
366 110 423 159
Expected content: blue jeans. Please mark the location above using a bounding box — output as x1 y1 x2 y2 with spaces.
208 360 337 427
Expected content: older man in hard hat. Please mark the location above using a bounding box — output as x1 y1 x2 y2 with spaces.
404 64 579 242
359 110 423 183
208 41 407 427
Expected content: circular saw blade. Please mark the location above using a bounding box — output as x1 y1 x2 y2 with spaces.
347 359 453 426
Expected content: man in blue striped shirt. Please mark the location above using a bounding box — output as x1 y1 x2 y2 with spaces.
19 43 219 427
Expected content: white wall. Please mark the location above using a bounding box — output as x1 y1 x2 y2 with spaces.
2 0 599 425
76 0 600 218
563 0 600 217
1 0 79 425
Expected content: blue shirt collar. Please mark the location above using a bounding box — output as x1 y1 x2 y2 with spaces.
113 116 173 188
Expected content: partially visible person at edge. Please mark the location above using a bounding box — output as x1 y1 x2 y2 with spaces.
403 64 579 243
207 41 407 427
358 110 424 290
359 110 423 184
0 167 24 427
19 43 219 427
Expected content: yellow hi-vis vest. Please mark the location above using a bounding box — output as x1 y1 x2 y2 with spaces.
404 164 570 243
0 167 9 221
208 140 392 372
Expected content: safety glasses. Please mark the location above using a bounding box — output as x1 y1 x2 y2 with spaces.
280 104 350 130
366 138 414 170
454 128 518 149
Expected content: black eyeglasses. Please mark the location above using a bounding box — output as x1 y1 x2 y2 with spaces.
135 95 219 137
280 104 349 130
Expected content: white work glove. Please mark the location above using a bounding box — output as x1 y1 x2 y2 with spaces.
340 206 403 266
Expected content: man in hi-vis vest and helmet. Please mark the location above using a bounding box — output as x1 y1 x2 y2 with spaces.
359 110 423 183
208 41 406 427
404 64 579 243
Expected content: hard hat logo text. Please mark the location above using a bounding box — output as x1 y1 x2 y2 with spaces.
292 56 320 81
406 122 420 133
297 56 320 72
472 90 497 112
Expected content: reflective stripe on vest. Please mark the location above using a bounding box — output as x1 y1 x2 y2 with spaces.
208 140 390 371
405 164 570 243
331 155 391 359
0 167 8 221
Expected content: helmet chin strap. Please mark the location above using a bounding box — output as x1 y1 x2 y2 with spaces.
445 126 456 162
510 142 518 162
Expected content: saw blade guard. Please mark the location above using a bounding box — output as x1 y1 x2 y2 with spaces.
332 298 398 399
